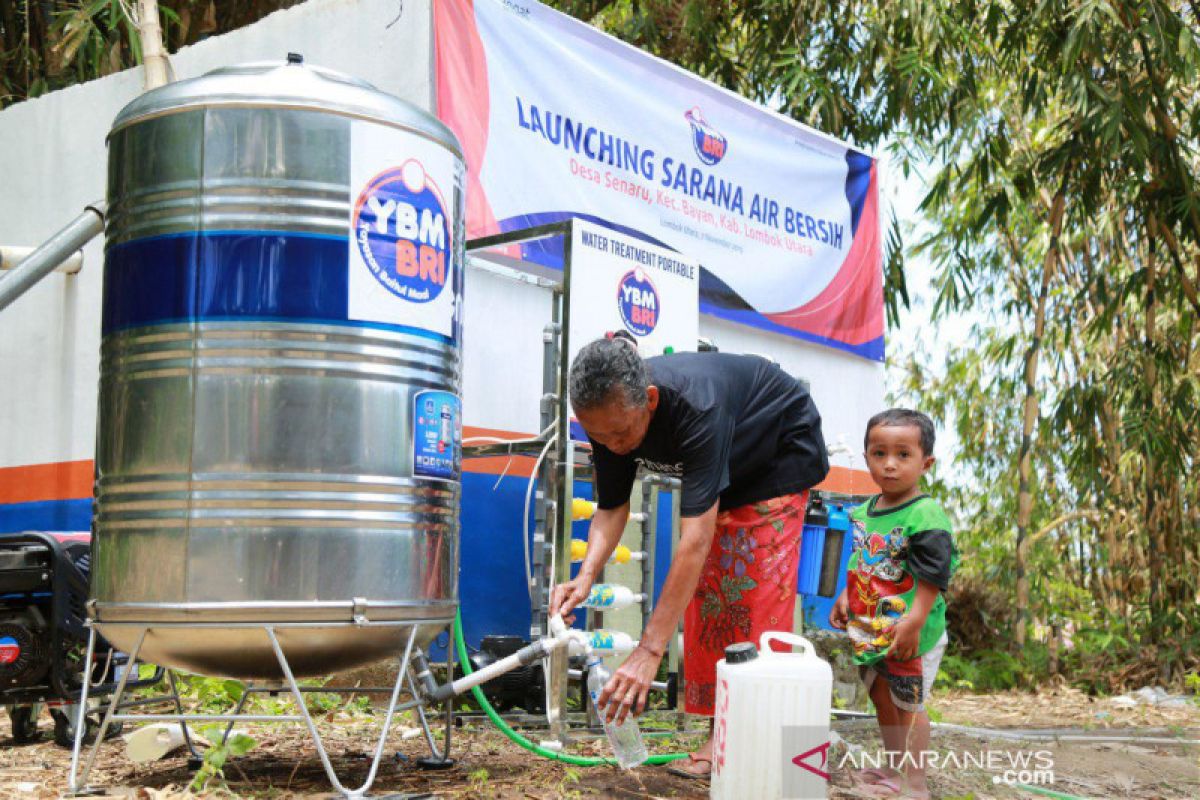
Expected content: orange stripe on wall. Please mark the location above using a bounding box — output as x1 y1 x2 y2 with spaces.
462 426 540 477
814 466 879 497
0 460 94 504
0 448 876 498
0 433 536 500
462 427 879 496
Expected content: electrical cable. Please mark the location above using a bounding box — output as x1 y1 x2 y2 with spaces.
462 420 557 446
463 421 559 492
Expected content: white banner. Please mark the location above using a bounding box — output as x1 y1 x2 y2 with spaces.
436 0 884 360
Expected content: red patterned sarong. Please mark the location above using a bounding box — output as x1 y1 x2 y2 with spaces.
683 492 808 715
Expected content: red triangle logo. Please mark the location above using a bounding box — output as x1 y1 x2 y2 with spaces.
791 741 831 781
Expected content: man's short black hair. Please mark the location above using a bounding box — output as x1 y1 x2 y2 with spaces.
865 408 936 456
569 336 649 411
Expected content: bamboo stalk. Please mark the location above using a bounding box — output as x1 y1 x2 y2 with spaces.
1143 214 1162 648
136 0 171 89
1015 182 1068 648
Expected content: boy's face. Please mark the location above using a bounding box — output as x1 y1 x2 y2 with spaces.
864 423 935 499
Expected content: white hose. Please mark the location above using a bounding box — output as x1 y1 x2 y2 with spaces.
523 429 558 600
462 420 557 446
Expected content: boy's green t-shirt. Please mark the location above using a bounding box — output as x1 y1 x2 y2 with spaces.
846 494 958 666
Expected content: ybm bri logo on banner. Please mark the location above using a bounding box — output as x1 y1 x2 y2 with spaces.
617 269 660 336
685 107 727 166
352 160 450 304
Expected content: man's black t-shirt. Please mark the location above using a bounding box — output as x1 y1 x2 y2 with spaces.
590 352 829 516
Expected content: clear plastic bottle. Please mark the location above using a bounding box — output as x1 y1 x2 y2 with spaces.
586 656 648 768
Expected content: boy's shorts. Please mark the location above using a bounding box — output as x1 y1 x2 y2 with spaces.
859 632 948 713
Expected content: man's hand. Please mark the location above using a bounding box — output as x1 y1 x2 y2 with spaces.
549 572 595 626
829 588 850 630
886 615 922 662
553 505 630 624
596 644 662 725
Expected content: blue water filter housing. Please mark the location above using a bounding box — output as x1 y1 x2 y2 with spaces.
798 497 858 631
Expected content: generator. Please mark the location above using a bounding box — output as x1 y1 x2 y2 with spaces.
0 532 159 745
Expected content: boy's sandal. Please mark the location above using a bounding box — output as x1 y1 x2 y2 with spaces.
853 776 932 799
853 767 895 786
665 754 712 780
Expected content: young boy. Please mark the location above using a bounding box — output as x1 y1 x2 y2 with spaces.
830 409 958 800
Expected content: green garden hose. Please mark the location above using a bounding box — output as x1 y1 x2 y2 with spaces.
452 615 1094 797
1011 784 1091 800
452 609 687 766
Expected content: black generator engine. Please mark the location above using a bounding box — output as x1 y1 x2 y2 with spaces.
0 532 160 746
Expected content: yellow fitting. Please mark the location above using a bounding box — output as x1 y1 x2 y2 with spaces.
570 539 588 562
611 545 634 564
569 539 635 564
571 498 597 520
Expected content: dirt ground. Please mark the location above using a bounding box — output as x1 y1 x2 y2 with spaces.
0 687 1196 799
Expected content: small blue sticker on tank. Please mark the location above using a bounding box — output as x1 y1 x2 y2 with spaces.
413 390 460 480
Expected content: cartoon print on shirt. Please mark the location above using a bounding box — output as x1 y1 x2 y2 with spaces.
846 520 914 656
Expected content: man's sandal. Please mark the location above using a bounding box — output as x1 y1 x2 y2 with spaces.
665 754 712 780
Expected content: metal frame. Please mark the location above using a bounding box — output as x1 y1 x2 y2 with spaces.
468 221 576 645
67 619 456 799
467 222 576 743
465 221 685 742
645 474 686 727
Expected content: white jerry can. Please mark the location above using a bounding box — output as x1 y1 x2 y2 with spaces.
710 632 833 800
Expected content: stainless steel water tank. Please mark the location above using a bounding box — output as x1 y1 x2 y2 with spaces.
93 59 465 678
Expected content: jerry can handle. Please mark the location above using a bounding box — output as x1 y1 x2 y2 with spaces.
759 631 818 658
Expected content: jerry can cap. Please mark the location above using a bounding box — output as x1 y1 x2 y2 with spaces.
724 642 759 664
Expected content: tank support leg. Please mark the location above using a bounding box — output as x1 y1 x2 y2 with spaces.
69 627 146 794
164 669 202 759
217 679 252 746
266 625 420 799
414 622 455 767
66 625 98 793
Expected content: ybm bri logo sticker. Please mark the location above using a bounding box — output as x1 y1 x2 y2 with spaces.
617 269 659 337
685 107 728 166
353 160 450 303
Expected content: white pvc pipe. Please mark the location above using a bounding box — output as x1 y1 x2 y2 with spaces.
0 203 105 315
0 246 83 274
442 636 564 699
449 652 530 696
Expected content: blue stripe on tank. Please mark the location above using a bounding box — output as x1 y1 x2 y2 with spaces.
102 231 452 344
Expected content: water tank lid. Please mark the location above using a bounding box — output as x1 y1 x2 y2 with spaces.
724 642 758 664
109 57 461 158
